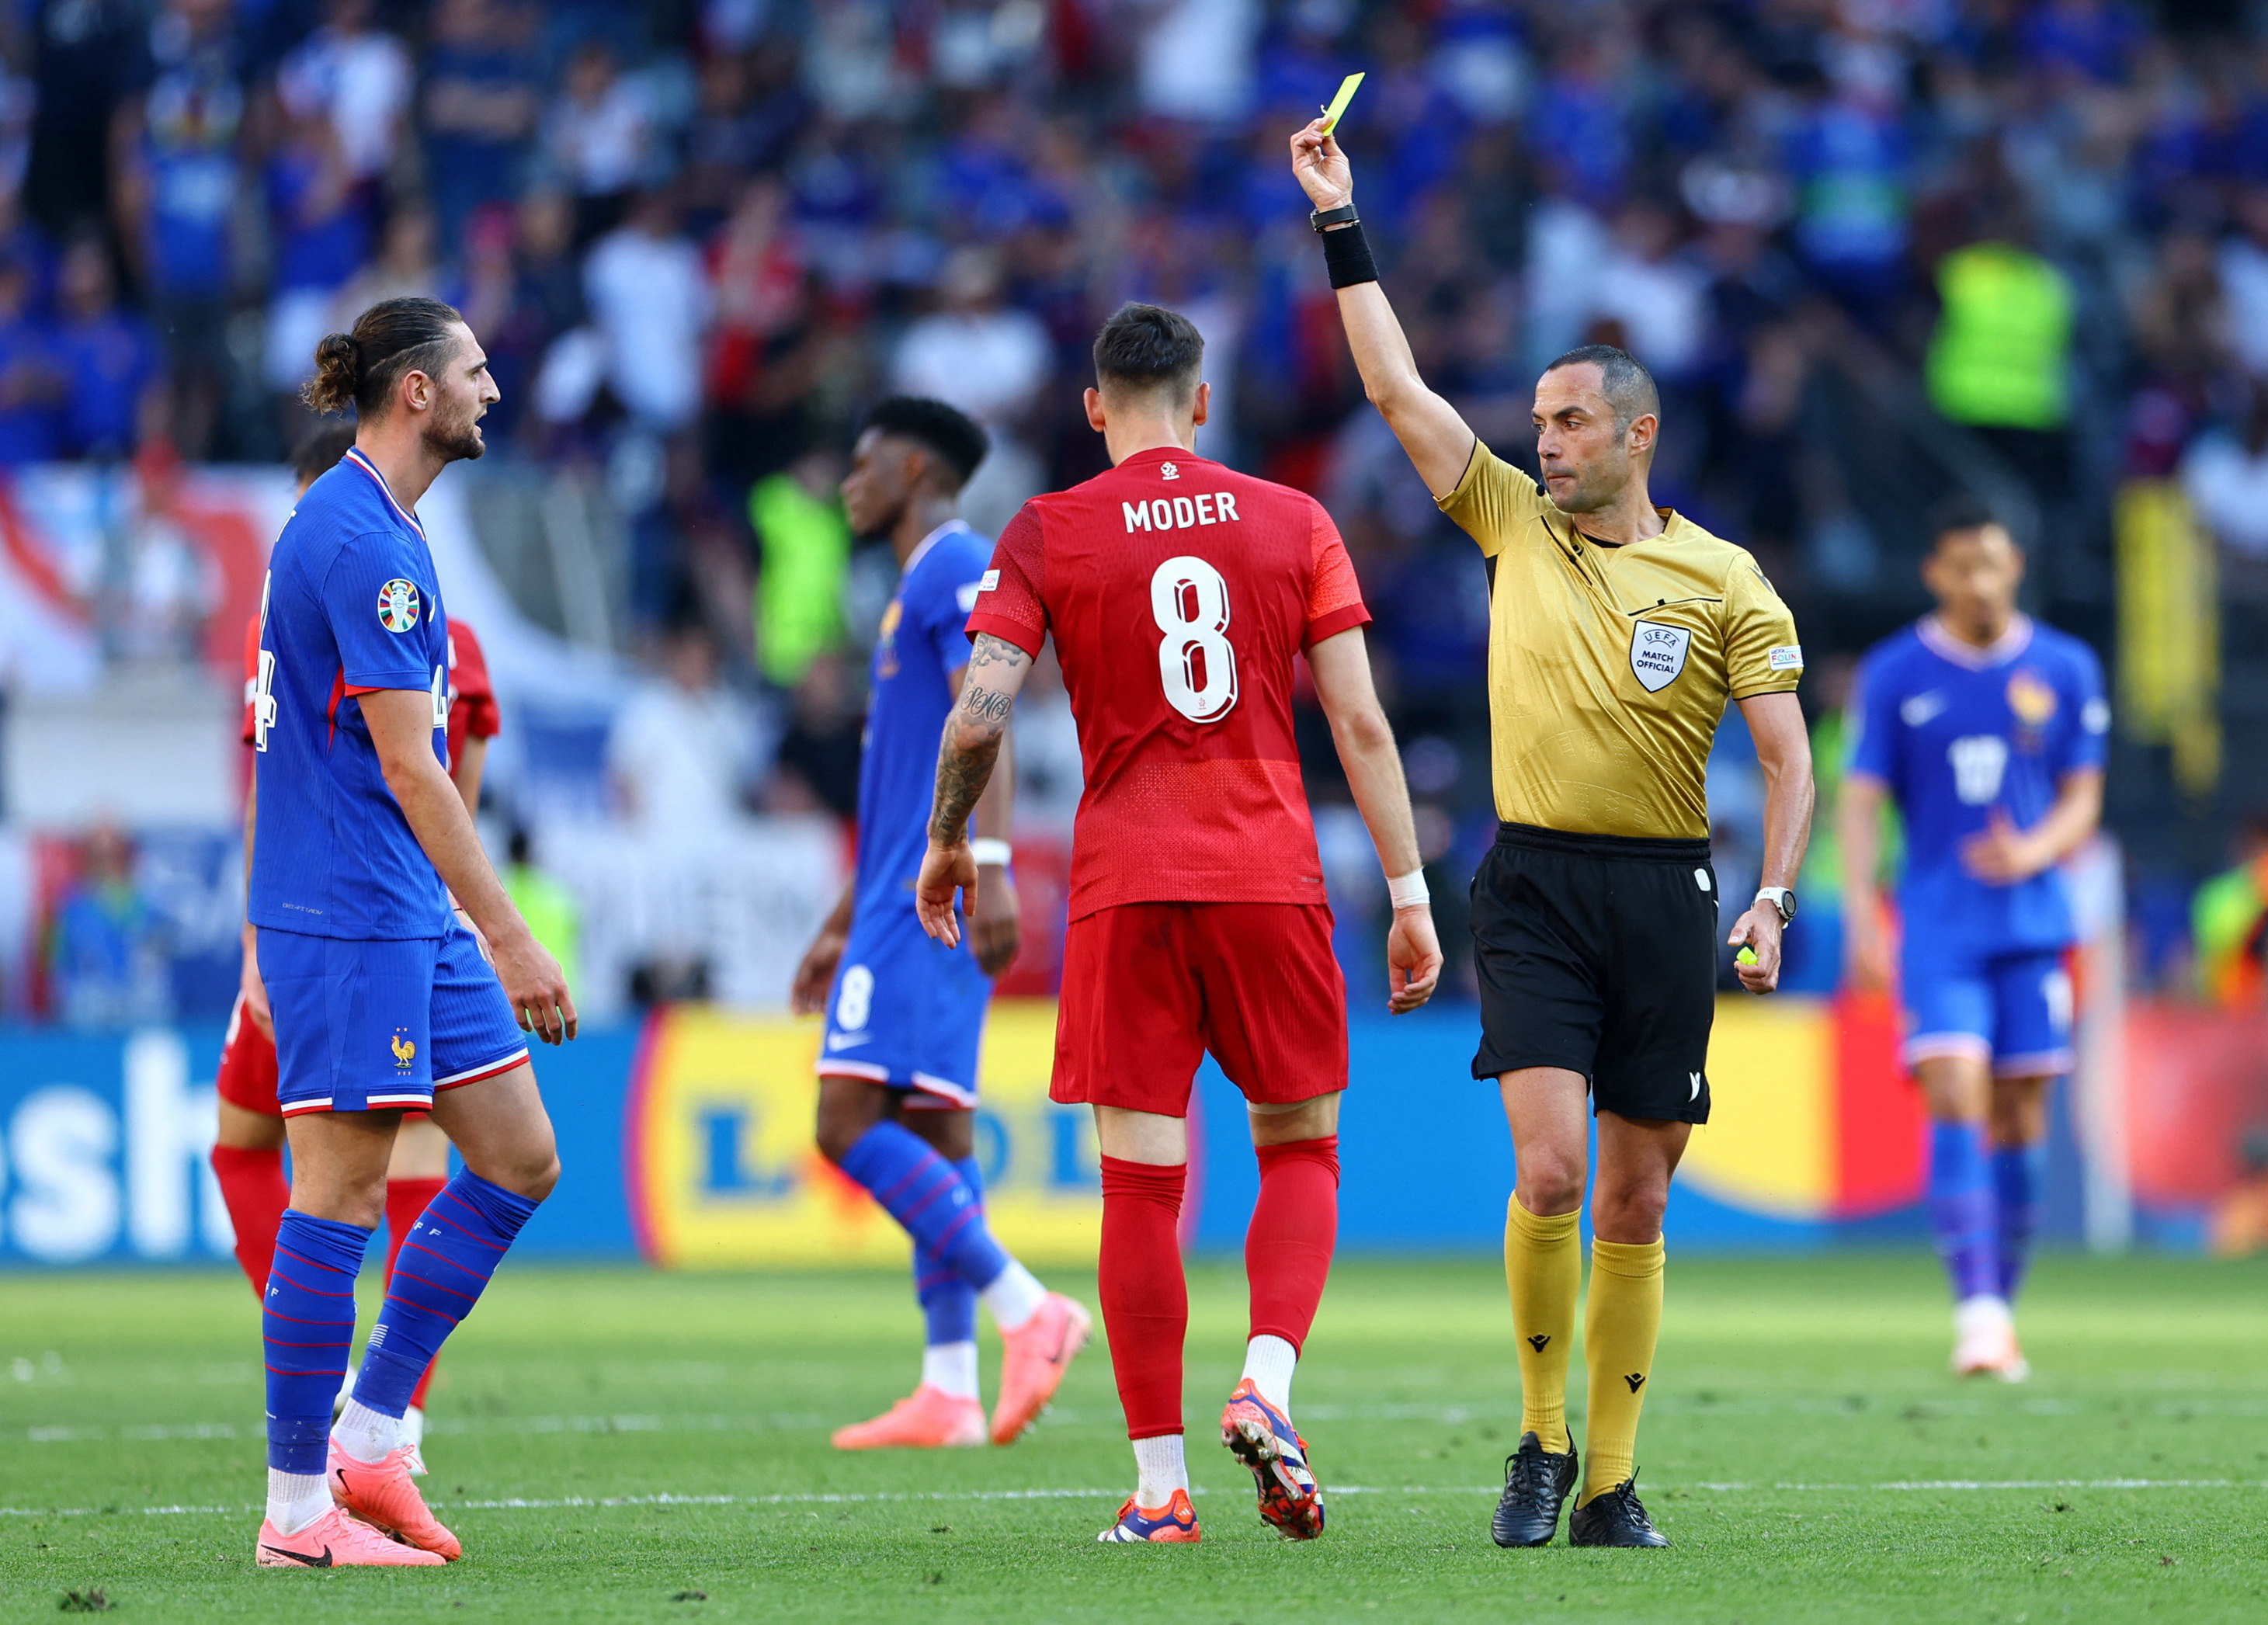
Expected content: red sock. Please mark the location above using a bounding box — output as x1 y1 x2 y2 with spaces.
386 1176 448 1410
209 1145 289 1300
1099 1155 1189 1440
1247 1136 1340 1352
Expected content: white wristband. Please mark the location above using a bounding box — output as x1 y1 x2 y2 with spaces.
971 838 1012 868
1386 867 1429 909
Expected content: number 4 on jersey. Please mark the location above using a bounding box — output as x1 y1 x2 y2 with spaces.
1151 555 1238 724
252 571 279 752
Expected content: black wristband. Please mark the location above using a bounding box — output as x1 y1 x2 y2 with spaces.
1321 220 1378 290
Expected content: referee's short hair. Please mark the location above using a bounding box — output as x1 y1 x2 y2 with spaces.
858 396 990 491
1544 343 1660 433
1926 492 2011 547
1093 302 1204 406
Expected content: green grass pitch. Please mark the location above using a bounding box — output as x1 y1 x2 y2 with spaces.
4 1253 2266 1623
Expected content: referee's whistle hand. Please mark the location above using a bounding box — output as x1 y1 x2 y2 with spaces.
1386 906 1442 1014
1729 909 1782 995
915 840 974 951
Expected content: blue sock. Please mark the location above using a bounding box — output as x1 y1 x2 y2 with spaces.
1929 1120 1999 1303
915 1156 984 1346
839 1123 1007 1293
264 1211 372 1473
353 1171 539 1418
1992 1141 2043 1301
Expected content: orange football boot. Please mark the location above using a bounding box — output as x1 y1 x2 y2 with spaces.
832 1384 987 1450
255 1504 444 1568
328 1439 461 1560
1097 1488 1201 1543
990 1293 1092 1444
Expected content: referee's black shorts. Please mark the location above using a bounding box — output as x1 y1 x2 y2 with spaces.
1468 821 1718 1124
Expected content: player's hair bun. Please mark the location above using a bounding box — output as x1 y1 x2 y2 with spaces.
304 332 362 415
297 297 464 420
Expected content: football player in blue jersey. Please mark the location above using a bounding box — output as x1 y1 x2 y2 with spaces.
791 398 1090 1450
248 297 575 1568
1840 498 2106 1380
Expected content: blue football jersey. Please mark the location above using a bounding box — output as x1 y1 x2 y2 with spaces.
1847 614 2108 956
853 521 994 925
249 447 453 941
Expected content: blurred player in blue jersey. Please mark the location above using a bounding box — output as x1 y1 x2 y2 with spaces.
1841 499 2106 1380
248 297 575 1569
791 398 1089 1450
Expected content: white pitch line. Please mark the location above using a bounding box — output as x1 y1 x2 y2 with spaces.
5 1477 2262 1522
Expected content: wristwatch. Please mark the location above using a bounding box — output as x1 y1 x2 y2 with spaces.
1755 887 1797 926
1309 203 1360 232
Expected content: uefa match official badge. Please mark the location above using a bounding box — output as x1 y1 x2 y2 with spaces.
1629 620 1691 693
377 579 422 633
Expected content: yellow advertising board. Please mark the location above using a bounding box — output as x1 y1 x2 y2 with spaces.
626 1001 1101 1268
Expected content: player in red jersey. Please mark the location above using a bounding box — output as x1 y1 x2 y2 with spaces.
916 303 1443 1544
207 421 502 1468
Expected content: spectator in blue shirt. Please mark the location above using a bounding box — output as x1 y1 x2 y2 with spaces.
0 249 59 464
53 235 161 460
262 109 370 402
113 1 244 458
419 0 542 244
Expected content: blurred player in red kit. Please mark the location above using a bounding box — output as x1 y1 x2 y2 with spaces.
916 303 1443 1543
207 419 502 1470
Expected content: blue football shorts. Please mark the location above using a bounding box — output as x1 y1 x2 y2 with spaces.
259 918 530 1115
1899 943 2075 1078
818 905 990 1109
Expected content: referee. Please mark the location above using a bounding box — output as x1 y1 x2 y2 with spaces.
1292 120 1815 1549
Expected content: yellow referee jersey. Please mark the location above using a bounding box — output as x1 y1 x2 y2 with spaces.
1438 441 1804 841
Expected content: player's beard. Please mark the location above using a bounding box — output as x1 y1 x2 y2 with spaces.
423 399 487 465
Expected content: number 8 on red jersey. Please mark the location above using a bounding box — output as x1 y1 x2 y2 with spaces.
965 446 1370 920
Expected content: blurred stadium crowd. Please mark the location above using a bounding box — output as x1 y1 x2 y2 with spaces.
4 0 2268 1025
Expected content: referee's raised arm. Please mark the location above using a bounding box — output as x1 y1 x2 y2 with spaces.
1290 118 1475 498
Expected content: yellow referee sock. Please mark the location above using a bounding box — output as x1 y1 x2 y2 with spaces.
1581 1235 1665 1504
1503 1196 1580 1454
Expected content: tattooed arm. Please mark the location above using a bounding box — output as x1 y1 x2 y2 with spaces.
948 656 1020 975
916 634 1034 948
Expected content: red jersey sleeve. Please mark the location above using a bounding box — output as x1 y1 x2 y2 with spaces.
447 617 502 740
1303 499 1371 648
241 612 261 745
964 504 1049 655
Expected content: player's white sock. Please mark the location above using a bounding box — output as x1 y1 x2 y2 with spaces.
922 1341 980 1401
402 1404 425 1450
265 1468 332 1536
981 1260 1047 1332
1132 1434 1190 1507
1241 1334 1298 1416
332 1398 401 1465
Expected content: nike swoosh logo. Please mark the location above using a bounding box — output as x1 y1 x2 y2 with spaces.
825 1032 870 1050
1689 1072 1702 1100
262 1543 334 1567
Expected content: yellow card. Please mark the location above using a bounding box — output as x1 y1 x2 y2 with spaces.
1320 72 1365 135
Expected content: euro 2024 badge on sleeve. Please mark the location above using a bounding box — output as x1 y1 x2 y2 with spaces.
378 578 422 633
1630 620 1691 693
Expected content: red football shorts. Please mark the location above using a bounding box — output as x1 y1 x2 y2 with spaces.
214 993 280 1116
1051 901 1348 1115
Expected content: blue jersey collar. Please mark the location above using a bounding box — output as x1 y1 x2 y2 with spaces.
343 447 426 541
901 518 971 578
1918 612 2032 670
